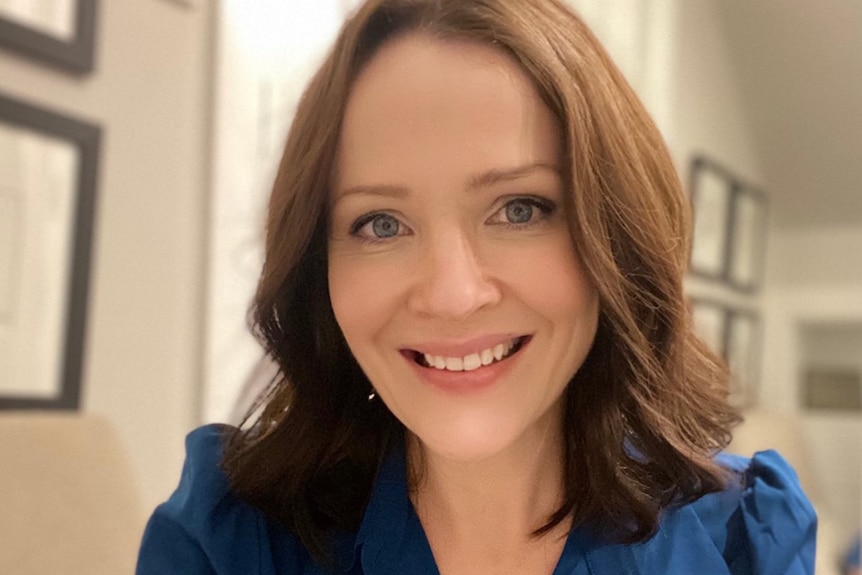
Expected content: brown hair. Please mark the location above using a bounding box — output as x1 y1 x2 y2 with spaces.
223 0 739 564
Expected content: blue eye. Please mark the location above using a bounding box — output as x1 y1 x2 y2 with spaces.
505 199 534 224
350 212 406 242
489 197 555 227
370 214 400 238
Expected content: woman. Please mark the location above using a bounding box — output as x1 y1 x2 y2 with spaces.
137 0 817 573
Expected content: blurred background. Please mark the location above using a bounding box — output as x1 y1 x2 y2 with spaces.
0 0 859 573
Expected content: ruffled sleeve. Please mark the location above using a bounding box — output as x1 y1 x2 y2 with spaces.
695 450 818 575
135 425 308 575
621 449 815 574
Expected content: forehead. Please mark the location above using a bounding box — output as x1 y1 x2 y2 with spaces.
334 33 561 193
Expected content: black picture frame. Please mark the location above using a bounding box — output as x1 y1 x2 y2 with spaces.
689 298 761 408
726 182 768 293
0 0 98 74
688 155 768 293
0 92 101 410
688 156 734 281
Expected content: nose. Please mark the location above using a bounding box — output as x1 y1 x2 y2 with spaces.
406 231 501 319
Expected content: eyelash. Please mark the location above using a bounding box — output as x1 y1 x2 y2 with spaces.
348 196 558 244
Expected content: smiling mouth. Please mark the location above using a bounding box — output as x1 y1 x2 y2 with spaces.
409 336 530 372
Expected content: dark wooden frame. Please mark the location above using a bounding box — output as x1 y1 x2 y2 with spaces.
688 155 768 293
0 0 98 74
726 181 768 293
688 156 734 282
0 92 101 410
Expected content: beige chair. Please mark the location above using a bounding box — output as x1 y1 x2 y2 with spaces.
0 412 144 575
729 409 843 575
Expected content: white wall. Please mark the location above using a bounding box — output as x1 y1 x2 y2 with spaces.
564 0 676 140
0 1 213 518
668 0 763 179
762 225 862 538
799 322 862 540
761 226 862 411
662 0 766 334
570 0 763 186
666 0 862 542
205 0 350 423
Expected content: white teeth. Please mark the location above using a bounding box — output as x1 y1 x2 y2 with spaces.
492 343 504 361
420 338 521 372
445 357 464 371
463 353 482 371
480 348 494 366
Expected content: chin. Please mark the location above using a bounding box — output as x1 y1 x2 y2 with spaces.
409 416 524 464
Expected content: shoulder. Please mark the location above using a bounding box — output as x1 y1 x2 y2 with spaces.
136 425 309 575
630 450 817 574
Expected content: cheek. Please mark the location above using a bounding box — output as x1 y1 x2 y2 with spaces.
492 236 597 315
328 258 364 339
328 254 404 341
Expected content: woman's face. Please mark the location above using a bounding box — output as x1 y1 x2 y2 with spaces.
328 34 599 462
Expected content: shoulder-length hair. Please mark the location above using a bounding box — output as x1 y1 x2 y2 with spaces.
223 0 739 564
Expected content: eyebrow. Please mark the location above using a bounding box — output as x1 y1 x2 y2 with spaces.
466 162 560 190
334 162 560 202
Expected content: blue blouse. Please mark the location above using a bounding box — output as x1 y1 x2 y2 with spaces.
136 425 817 574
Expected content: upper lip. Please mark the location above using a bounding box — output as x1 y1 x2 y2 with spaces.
404 334 525 358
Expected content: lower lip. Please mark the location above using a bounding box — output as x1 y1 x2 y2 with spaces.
405 338 530 395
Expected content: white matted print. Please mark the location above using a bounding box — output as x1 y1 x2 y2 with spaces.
0 122 78 399
0 93 100 411
689 159 732 280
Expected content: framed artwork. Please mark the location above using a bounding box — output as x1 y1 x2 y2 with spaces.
689 156 733 281
688 155 768 293
0 0 97 74
0 92 101 410
689 299 761 408
723 309 761 408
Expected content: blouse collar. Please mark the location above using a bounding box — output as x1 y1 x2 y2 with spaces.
352 445 439 574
